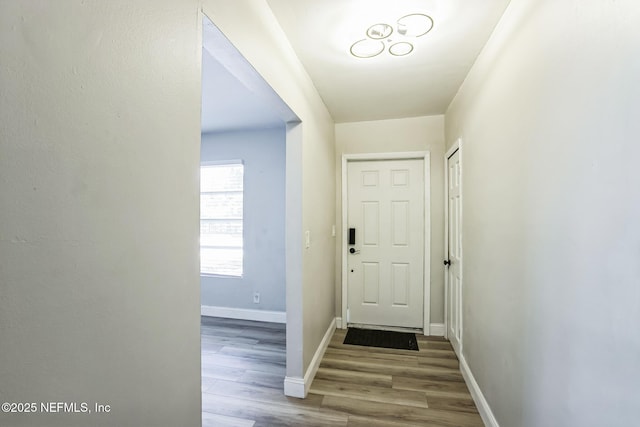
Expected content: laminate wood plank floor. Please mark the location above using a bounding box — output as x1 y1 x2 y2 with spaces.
201 317 484 427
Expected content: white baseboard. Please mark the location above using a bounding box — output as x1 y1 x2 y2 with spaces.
201 305 286 324
429 323 445 336
283 376 305 398
460 354 499 427
336 317 343 329
284 317 336 398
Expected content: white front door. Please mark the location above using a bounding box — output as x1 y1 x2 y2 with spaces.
347 159 424 329
445 147 462 355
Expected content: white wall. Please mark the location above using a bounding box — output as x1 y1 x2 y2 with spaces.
446 0 640 426
202 0 336 382
200 128 286 312
335 116 446 325
0 2 201 427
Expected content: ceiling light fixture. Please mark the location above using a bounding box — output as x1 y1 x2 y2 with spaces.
349 12 434 59
350 39 385 58
366 23 393 40
389 42 414 56
397 14 434 37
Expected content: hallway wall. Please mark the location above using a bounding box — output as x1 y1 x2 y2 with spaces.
0 2 201 426
445 0 640 425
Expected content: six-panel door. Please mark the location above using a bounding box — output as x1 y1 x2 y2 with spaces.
347 159 424 329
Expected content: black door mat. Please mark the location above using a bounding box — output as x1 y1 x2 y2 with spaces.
343 328 419 351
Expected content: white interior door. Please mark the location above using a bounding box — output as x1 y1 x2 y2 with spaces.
446 148 462 355
347 159 424 329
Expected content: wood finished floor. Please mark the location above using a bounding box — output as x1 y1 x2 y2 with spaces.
202 316 483 427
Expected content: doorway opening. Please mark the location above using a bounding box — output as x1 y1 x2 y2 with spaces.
341 152 431 335
199 12 303 421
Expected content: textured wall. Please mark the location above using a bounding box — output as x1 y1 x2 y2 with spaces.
0 2 201 426
446 0 640 425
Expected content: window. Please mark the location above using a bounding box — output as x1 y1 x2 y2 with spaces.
200 162 244 277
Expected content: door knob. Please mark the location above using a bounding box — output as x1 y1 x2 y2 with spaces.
350 248 357 254
443 259 451 266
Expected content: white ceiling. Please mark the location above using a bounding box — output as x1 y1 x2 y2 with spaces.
266 0 512 123
201 48 284 134
201 16 290 134
201 0 511 132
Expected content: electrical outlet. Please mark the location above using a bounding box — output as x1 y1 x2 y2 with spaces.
253 292 260 304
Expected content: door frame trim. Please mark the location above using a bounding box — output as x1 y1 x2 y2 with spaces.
444 139 463 356
341 151 431 335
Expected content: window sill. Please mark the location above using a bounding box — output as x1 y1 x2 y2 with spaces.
201 273 243 279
